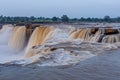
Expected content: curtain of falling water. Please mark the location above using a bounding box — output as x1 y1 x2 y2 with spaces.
0 25 14 45
25 27 51 58
89 30 102 42
70 28 120 43
8 26 26 52
70 28 91 41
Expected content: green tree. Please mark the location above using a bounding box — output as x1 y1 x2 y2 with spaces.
104 16 111 22
52 17 58 21
79 17 85 22
30 16 35 22
86 17 92 22
116 17 120 22
61 15 69 22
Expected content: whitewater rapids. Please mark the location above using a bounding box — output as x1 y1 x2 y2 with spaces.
0 25 119 66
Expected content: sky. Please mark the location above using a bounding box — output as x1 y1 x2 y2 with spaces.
0 0 120 18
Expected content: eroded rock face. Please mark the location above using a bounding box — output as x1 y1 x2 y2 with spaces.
104 28 119 35
91 28 99 34
25 26 33 42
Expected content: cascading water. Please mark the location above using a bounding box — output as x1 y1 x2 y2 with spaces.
25 27 52 58
0 25 25 63
8 26 26 52
89 29 103 42
46 28 72 45
70 28 91 41
70 28 120 43
102 34 120 43
0 25 14 45
0 25 120 66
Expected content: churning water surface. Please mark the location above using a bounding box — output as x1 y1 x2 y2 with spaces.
0 25 120 80
0 49 120 80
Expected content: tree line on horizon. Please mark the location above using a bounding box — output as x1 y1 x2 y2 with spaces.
0 15 120 23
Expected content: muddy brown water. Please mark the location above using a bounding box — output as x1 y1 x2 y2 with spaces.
0 49 120 80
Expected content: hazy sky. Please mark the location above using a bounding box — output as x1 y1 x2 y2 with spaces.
0 0 120 18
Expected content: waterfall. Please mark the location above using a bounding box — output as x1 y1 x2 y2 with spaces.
70 28 91 41
102 35 120 43
0 24 120 65
0 25 14 45
8 26 26 52
70 28 120 43
89 29 102 42
25 27 52 58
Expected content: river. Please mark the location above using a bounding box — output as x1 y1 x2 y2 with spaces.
0 49 120 80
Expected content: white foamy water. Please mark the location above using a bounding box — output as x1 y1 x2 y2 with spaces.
0 45 25 63
0 25 25 64
46 28 72 45
0 26 13 45
37 49 95 66
0 25 119 66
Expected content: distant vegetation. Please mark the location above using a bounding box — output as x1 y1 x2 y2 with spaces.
0 15 120 23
